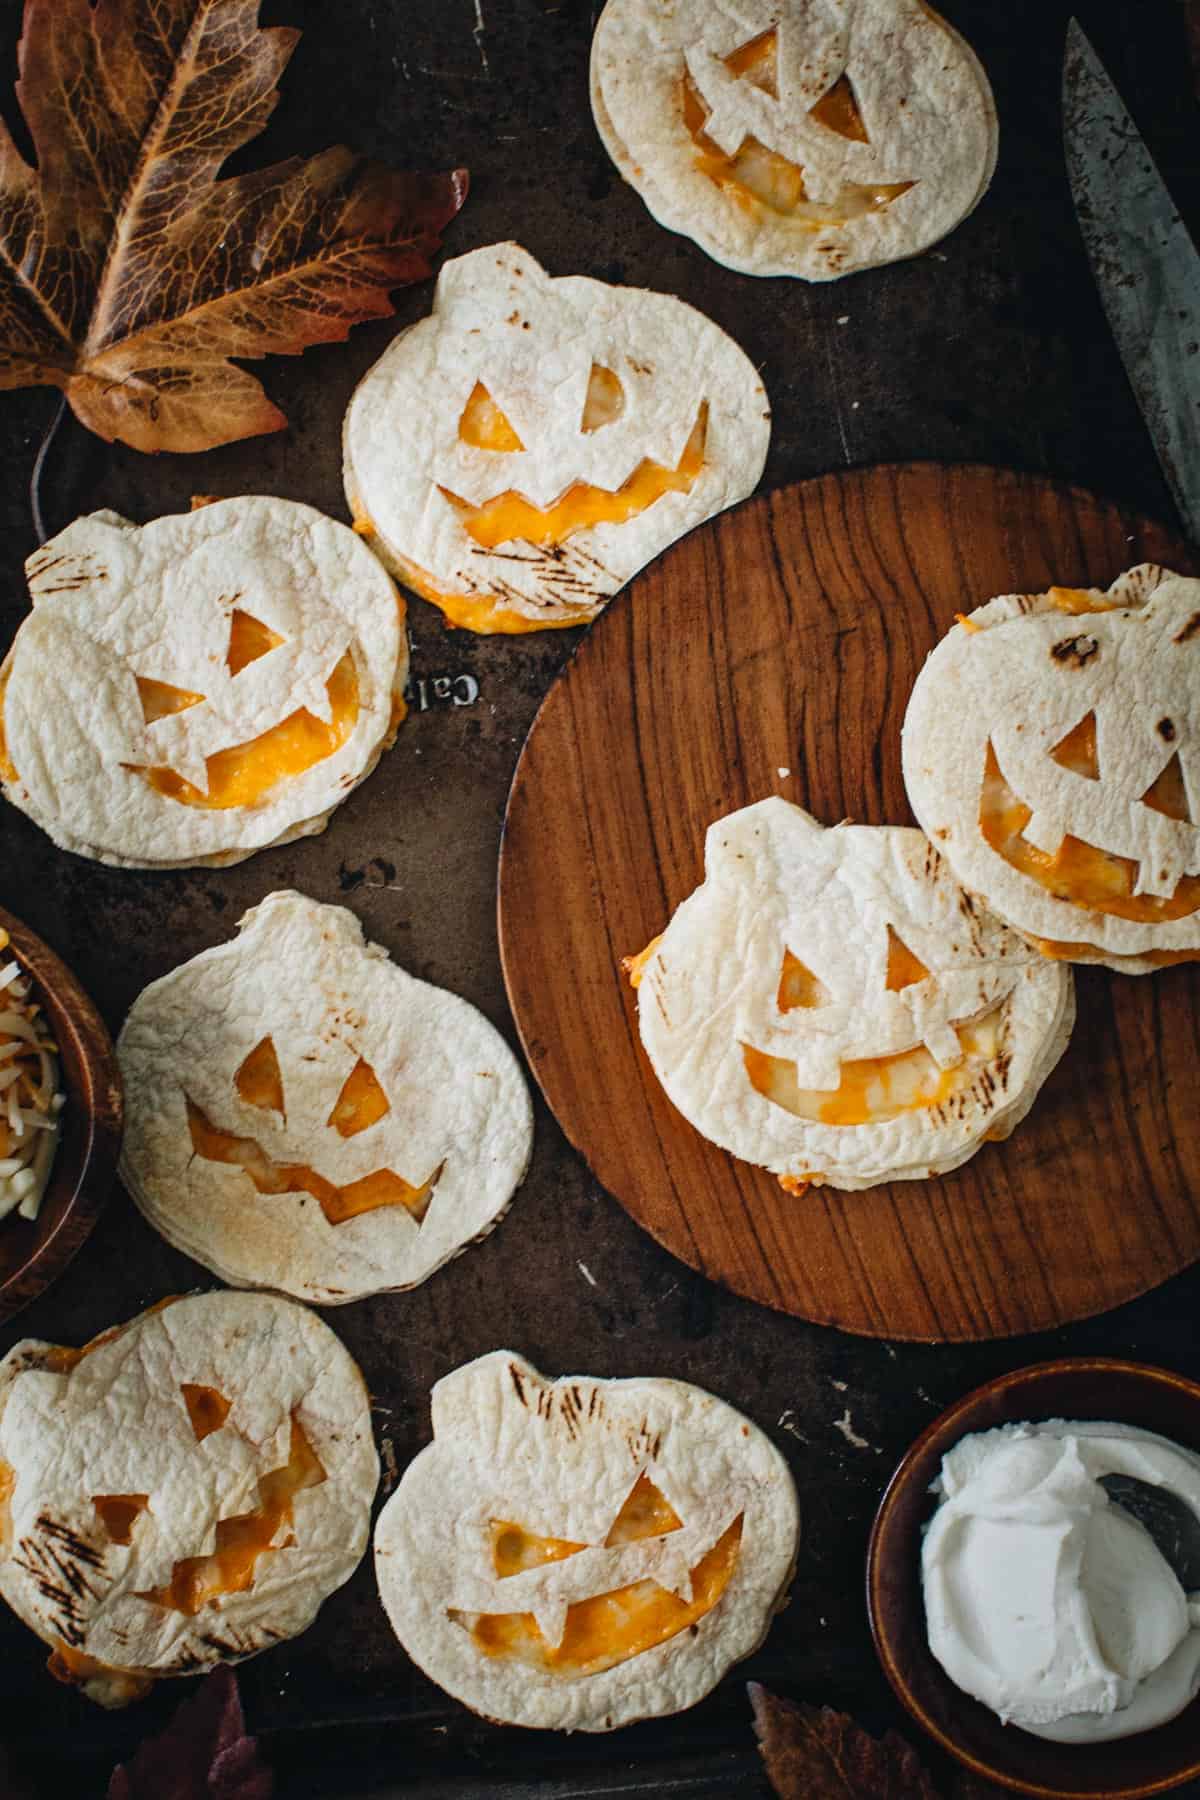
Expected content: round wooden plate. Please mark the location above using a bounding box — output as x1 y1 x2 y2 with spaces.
497 464 1200 1342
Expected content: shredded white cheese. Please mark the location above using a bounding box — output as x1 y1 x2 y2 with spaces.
0 928 64 1223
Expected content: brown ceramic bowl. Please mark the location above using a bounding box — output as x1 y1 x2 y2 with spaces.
868 1358 1200 1799
0 905 122 1324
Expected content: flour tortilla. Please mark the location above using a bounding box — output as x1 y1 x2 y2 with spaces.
636 799 1074 1189
343 243 770 629
0 1291 377 1707
374 1351 799 1730
591 0 997 279
901 565 1200 971
118 891 533 1305
0 498 406 868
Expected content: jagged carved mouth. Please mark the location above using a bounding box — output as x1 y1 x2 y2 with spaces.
439 406 708 550
742 1004 1008 1127
979 735 1200 923
448 1471 743 1677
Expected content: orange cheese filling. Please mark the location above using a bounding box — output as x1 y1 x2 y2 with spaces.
1047 586 1127 615
185 1098 439 1226
1031 937 1200 968
743 1005 1005 1127
459 382 525 452
0 1458 14 1555
136 676 204 723
138 1415 325 1617
681 74 913 223
491 1521 587 1577
143 651 359 809
47 1640 153 1704
181 1383 232 1442
327 1057 391 1138
442 405 707 552
235 1036 285 1115
777 949 829 1011
622 935 664 991
466 1515 743 1676
226 608 285 675
92 1495 149 1546
980 741 1200 922
0 667 16 783
884 926 930 991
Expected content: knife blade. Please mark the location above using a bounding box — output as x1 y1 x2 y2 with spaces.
1063 19 1200 544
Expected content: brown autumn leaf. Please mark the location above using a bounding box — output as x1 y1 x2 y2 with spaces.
107 1665 272 1800
0 0 467 453
750 1684 944 1800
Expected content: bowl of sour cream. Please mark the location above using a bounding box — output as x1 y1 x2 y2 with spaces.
868 1360 1200 1799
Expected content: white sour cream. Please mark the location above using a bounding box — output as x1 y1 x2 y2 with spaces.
922 1421 1200 1742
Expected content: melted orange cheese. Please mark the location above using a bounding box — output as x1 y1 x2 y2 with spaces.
443 406 707 552
777 950 829 1011
136 677 205 724
1049 712 1099 780
605 1472 683 1544
980 741 1200 922
92 1495 149 1546
809 74 870 142
327 1058 391 1138
0 1458 14 1555
1047 586 1126 615
468 1515 743 1676
235 1036 285 1115
491 1521 586 1576
139 1416 325 1617
953 613 981 634
622 935 664 990
581 365 625 432
226 608 285 675
681 74 912 223
743 1006 1005 1127
185 1098 438 1226
181 1383 232 1442
778 1172 823 1195
459 382 526 453
388 546 591 636
1031 937 1200 968
884 926 930 992
0 667 16 783
144 651 359 809
47 1641 153 1704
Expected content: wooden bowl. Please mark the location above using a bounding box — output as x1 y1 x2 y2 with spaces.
0 906 122 1324
867 1359 1200 1798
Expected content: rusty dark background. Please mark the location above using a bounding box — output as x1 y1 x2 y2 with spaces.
1 0 1199 1794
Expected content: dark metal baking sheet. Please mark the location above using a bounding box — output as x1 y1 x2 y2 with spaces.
2 0 1200 1793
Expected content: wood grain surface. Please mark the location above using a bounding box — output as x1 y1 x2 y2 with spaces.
498 464 1200 1343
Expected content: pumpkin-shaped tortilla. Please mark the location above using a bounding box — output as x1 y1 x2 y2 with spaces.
0 499 406 868
342 242 771 633
901 565 1200 971
0 1291 378 1708
633 799 1074 1190
590 0 997 280
374 1351 799 1730
118 891 533 1305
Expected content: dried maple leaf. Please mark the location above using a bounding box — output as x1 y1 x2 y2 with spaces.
750 1683 944 1800
107 1666 272 1800
0 0 466 453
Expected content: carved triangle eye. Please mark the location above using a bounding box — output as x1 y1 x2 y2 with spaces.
92 1494 149 1544
458 381 525 452
1050 712 1100 780
227 607 285 675
885 926 930 991
723 27 778 99
327 1057 391 1138
181 1383 232 1442
581 363 625 432
1141 751 1193 823
136 676 206 724
235 1036 285 1117
777 949 830 1011
604 1472 683 1545
809 73 869 142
